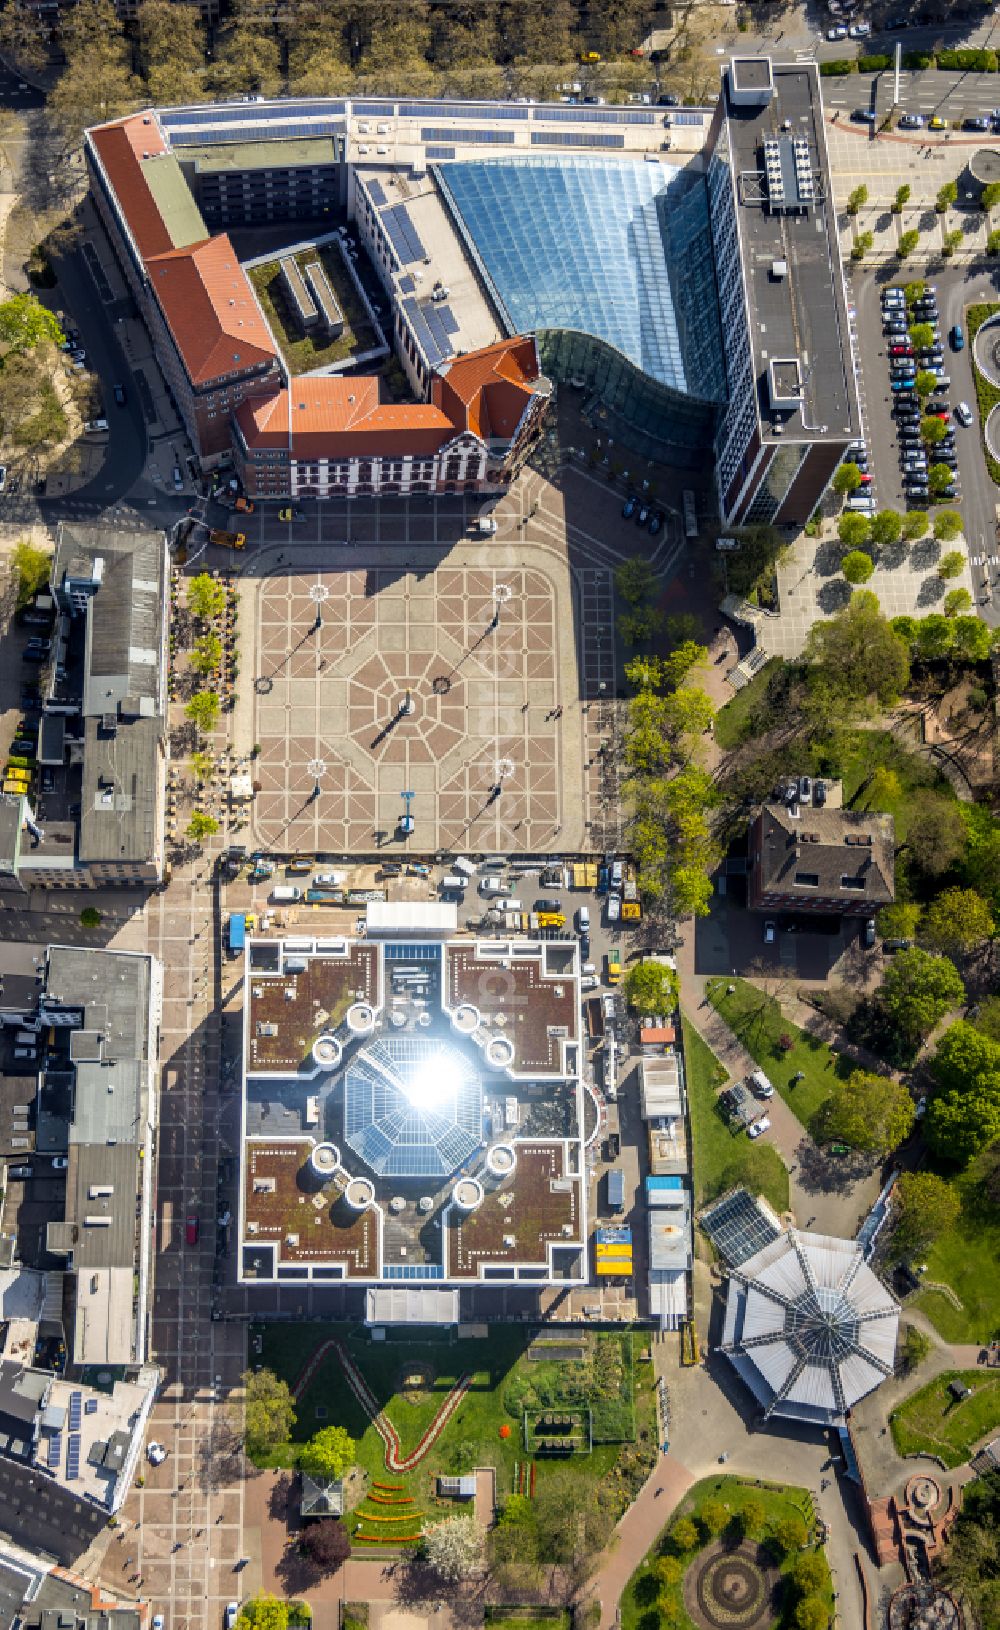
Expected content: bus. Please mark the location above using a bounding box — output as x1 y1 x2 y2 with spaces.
682 489 698 539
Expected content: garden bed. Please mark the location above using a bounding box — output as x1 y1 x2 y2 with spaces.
891 1370 1000 1468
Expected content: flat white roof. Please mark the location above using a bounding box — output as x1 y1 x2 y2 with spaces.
366 901 458 935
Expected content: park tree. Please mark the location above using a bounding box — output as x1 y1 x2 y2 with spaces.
936 180 958 212
851 231 874 262
914 614 955 662
981 182 1000 212
662 685 715 745
932 1021 1000 1096
934 510 963 543
900 1324 932 1373
188 572 226 621
10 538 51 607
893 183 911 213
740 1497 767 1540
891 1171 961 1257
922 888 994 955
938 550 965 580
699 1499 728 1539
842 549 874 585
944 588 973 618
942 229 964 258
904 791 967 876
615 555 659 606
902 509 929 540
660 640 709 690
186 691 220 735
298 1519 350 1572
938 1469 1000 1626
0 294 62 354
656 1555 684 1587
137 0 207 102
926 1083 1000 1165
671 865 715 919
837 510 870 548
898 230 920 259
49 0 140 149
928 463 956 498
846 184 868 216
870 510 902 548
623 960 678 1014
792 1553 828 1596
915 369 940 399
795 1599 829 1630
242 1368 296 1457
904 282 926 305
771 1515 808 1556
909 323 937 352
818 1070 915 1155
876 902 921 942
209 0 282 96
185 812 219 842
299 1425 355 1482
618 607 663 646
876 947 965 1047
79 906 102 928
670 1516 700 1553
988 229 1000 257
532 1468 614 1572
803 592 909 715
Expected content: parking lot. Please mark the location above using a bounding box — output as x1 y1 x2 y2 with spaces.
850 264 1000 606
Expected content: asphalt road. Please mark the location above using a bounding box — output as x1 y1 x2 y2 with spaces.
821 65 1000 122
851 261 1000 609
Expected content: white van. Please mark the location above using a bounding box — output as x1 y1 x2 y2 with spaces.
749 1068 774 1099
501 898 523 913
847 494 874 513
271 885 302 903
441 875 467 892
13 1048 36 1061
452 857 477 879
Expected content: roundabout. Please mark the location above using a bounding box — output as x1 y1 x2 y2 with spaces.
685 1541 780 1630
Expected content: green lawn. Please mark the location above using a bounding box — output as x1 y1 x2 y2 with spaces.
913 1158 1000 1343
714 660 782 750
620 1475 832 1630
484 1614 570 1630
891 1371 1000 1468
254 1323 655 1547
705 978 849 1136
248 246 379 375
683 1016 789 1215
807 728 955 847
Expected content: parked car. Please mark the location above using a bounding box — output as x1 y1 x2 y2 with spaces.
534 897 562 913
636 505 649 525
113 383 127 406
814 779 827 807
826 24 848 38
950 324 965 351
955 401 974 427
84 418 109 433
225 1607 239 1630
888 345 913 358
852 108 877 125
964 115 990 132
863 918 876 948
622 495 637 519
763 920 776 944
898 113 924 129
648 511 663 536
748 1116 772 1139
185 1215 199 1246
313 871 346 887
928 116 947 130
849 20 870 35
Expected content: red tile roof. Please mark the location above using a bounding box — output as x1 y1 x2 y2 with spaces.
146 236 277 387
436 336 540 440
89 115 173 261
236 375 460 460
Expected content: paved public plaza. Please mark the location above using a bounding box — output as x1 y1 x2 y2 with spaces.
242 546 589 854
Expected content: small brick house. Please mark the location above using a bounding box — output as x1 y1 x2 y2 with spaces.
748 804 895 917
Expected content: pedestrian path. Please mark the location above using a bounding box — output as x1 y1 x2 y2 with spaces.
589 1451 695 1630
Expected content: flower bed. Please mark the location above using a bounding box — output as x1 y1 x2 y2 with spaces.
367 1493 413 1504
357 1511 419 1523
295 1337 472 1473
355 1532 422 1544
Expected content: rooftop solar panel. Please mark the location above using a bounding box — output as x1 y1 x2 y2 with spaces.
421 127 509 145
530 131 625 149
47 1432 61 1469
367 179 387 207
672 112 706 126
533 106 655 126
84 1397 98 1415
353 101 395 116
68 1391 82 1431
382 204 426 266
425 146 456 160
66 1433 81 1480
402 297 445 367
437 306 461 336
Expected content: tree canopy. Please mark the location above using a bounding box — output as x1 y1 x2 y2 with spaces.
0 294 63 353
623 960 678 1014
298 1519 350 1572
299 1425 355 1482
921 888 994 956
876 947 965 1047
11 539 51 608
926 1021 1000 1164
817 1069 915 1155
841 549 874 584
420 1515 486 1582
891 1171 961 1256
242 1368 296 1456
904 791 968 877
803 592 910 716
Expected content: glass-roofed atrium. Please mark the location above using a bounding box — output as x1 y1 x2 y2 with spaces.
437 155 725 404
344 1034 484 1179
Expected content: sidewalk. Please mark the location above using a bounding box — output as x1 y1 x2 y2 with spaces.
589 1450 696 1630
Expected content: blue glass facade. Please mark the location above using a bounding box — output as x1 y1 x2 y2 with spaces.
436 155 725 406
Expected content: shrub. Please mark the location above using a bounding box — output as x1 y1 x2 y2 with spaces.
936 48 998 72
858 54 891 71
938 550 965 580
842 550 874 585
898 230 920 259
819 58 854 76
901 52 933 70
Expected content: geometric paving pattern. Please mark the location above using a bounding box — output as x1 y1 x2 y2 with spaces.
251 563 569 853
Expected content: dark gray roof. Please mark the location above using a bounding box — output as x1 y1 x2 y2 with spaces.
51 526 167 717
723 62 860 446
755 804 894 905
78 714 162 866
44 946 151 1063
0 796 23 879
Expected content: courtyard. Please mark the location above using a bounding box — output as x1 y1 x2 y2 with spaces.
240 547 590 854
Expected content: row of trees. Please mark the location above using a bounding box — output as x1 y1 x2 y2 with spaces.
32 0 659 150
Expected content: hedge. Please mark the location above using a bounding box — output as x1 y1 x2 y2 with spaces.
936 48 998 71
820 59 854 77
902 52 934 70
858 54 891 72
967 303 1000 487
